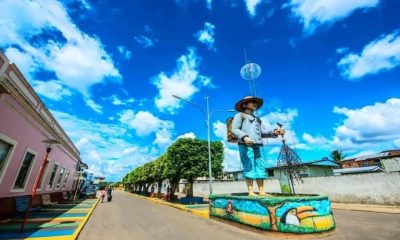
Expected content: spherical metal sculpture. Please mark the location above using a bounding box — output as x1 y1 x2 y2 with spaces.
240 63 261 81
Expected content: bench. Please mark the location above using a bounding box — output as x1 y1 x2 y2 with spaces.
15 196 40 214
42 194 57 206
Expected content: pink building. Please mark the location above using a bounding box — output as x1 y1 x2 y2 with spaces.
0 51 80 219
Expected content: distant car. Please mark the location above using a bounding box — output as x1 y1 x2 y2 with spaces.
80 185 97 198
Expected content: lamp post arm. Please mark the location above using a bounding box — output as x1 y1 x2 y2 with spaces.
172 95 207 119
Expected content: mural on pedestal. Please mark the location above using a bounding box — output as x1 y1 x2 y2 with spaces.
210 194 336 234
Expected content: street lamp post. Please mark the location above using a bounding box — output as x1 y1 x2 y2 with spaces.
172 95 234 195
20 139 59 233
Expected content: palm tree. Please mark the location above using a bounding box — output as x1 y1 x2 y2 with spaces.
330 150 346 163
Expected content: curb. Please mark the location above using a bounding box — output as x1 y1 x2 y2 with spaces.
71 197 100 240
123 191 209 219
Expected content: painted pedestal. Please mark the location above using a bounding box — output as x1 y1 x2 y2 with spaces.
209 193 335 233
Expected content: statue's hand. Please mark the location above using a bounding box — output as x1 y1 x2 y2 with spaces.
244 137 254 145
274 128 286 136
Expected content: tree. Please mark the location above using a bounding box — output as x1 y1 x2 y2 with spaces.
330 150 346 163
167 138 224 197
151 155 167 194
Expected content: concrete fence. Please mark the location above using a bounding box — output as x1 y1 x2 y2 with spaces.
293 172 400 205
193 179 282 196
193 172 400 205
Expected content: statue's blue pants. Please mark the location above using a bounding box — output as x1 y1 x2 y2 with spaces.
239 145 266 179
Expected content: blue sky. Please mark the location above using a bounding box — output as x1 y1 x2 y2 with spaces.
1 0 399 181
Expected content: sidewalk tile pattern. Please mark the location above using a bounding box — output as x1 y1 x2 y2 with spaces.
0 199 98 240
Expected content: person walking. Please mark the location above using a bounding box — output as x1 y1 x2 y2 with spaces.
107 186 112 202
100 188 106 203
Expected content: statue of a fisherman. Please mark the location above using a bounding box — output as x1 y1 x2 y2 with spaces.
232 96 285 196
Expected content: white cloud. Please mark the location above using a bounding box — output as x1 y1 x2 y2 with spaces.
143 25 153 34
213 120 227 141
0 0 121 97
222 142 243 172
153 128 173 148
212 121 243 171
84 98 103 114
4 48 37 79
106 95 135 106
338 30 400 79
117 46 132 60
394 139 400 148
177 132 196 139
32 79 73 101
51 110 156 181
244 0 263 17
286 0 379 33
302 133 329 145
336 47 349 54
260 109 302 147
134 35 156 48
152 47 212 113
118 110 174 136
331 98 400 151
195 22 216 51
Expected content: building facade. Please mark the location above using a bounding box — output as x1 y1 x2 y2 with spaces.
341 150 400 172
0 51 80 219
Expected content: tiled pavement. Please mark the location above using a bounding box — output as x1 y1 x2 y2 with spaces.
0 199 98 240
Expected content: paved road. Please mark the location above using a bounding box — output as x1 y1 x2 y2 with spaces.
78 191 400 240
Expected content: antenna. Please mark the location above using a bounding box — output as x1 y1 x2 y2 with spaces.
240 51 261 96
244 49 248 64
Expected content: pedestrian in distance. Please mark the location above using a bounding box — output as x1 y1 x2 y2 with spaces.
107 186 112 202
100 188 106 203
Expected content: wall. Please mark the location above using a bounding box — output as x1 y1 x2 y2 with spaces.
193 179 282 196
193 172 400 205
293 172 400 205
382 158 400 172
0 52 79 198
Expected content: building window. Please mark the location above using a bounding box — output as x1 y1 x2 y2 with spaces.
56 167 65 189
47 164 58 189
62 170 70 188
0 139 13 182
13 151 36 189
299 173 309 178
37 160 49 189
267 170 274 177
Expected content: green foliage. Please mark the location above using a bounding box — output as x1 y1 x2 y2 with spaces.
330 149 346 162
281 184 292 194
167 138 224 197
121 138 224 197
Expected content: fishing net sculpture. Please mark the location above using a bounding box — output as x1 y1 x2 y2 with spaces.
276 123 303 194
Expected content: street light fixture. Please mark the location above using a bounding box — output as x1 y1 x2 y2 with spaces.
20 138 60 233
172 95 235 195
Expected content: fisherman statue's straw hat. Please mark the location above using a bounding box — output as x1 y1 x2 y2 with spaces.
235 96 264 112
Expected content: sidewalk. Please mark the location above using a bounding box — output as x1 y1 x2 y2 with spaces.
0 198 99 240
331 202 400 214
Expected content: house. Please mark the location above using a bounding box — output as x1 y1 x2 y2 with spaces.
341 150 400 172
0 51 80 219
333 166 384 176
265 159 340 181
221 170 245 181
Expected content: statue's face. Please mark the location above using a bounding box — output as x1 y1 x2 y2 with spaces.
244 101 258 110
